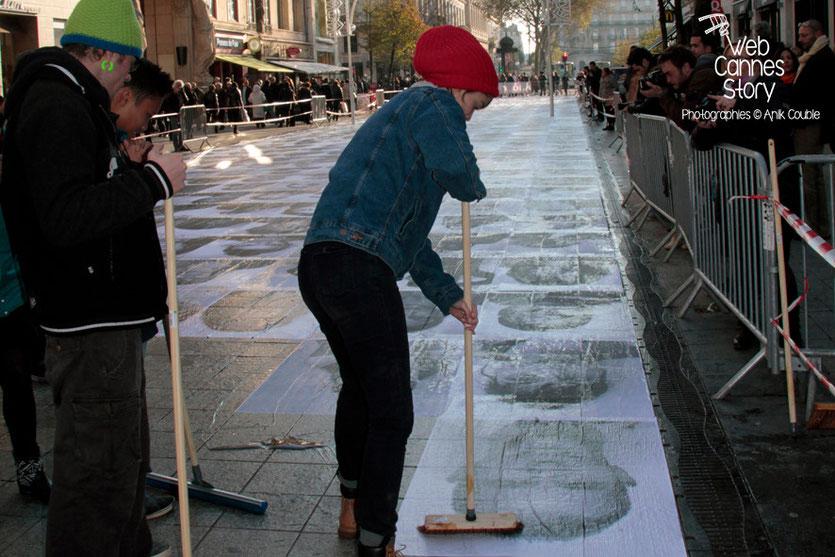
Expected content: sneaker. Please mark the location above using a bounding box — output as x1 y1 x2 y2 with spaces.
16 457 51 504
145 493 175 520
150 541 171 557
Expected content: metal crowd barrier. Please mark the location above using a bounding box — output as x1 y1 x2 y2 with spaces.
774 155 835 419
676 144 779 399
667 123 693 255
622 113 786 399
311 96 327 124
611 102 625 152
589 92 615 122
639 115 675 227
621 112 648 222
179 105 210 151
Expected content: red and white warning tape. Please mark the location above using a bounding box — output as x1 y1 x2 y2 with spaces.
729 195 835 268
730 195 835 396
772 280 835 399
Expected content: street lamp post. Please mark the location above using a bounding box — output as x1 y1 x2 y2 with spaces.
547 0 572 118
327 0 358 125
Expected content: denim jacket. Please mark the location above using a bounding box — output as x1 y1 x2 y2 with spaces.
304 83 486 314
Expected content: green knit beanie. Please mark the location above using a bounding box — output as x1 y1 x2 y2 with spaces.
60 0 145 58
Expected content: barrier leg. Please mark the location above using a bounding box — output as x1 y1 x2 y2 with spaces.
621 183 638 207
806 370 817 422
635 204 652 231
713 347 766 399
676 276 704 319
664 273 695 308
662 231 681 263
626 203 650 228
650 227 677 257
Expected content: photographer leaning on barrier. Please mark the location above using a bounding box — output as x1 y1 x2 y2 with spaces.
638 45 723 132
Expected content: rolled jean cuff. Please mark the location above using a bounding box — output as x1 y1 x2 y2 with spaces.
338 470 358 498
359 528 388 548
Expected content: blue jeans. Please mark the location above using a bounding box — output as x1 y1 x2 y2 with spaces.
45 328 151 556
298 242 414 543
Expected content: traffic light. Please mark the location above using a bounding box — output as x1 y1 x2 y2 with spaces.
562 52 568 62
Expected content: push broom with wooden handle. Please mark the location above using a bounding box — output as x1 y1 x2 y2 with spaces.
419 201 523 535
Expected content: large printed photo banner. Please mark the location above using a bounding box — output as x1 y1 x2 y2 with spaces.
500 81 533 96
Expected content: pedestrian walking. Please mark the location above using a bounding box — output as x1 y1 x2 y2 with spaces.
297 25 496 557
226 81 247 134
249 84 267 128
0 0 187 554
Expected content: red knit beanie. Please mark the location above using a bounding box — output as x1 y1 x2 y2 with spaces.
414 26 499 98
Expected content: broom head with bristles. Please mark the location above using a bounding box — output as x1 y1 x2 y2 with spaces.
807 402 835 430
418 512 523 535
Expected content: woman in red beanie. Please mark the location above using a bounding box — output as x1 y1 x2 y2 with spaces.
297 26 497 557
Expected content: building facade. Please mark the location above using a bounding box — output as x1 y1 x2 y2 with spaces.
567 0 657 66
0 0 79 95
143 0 336 84
334 0 497 85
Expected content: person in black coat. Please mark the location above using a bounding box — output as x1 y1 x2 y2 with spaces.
295 81 313 124
226 81 246 135
160 79 186 150
202 83 220 130
330 78 344 121
791 20 835 239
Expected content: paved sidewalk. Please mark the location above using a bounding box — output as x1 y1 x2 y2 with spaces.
3 96 690 556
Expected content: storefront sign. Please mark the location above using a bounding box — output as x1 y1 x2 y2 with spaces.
0 0 39 14
216 36 244 51
265 43 311 59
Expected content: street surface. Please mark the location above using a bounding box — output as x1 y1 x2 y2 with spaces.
0 96 687 556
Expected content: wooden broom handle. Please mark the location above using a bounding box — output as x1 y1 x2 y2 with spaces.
164 199 193 555
462 202 476 517
768 140 797 431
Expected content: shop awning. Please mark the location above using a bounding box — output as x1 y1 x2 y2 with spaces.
267 59 349 74
214 54 293 73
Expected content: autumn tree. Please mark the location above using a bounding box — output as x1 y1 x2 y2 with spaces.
613 26 662 65
509 0 609 72
357 0 427 83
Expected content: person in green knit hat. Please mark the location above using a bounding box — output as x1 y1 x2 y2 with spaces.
0 0 186 555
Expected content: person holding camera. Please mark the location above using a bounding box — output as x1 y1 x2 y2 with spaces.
639 45 723 132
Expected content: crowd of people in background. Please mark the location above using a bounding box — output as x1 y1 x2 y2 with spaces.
577 18 834 351
152 73 391 141
498 70 571 96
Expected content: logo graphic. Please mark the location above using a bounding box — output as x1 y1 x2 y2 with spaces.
697 13 731 46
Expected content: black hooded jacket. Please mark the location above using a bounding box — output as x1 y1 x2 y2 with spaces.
0 47 173 334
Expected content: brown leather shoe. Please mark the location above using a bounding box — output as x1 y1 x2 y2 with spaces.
337 497 358 539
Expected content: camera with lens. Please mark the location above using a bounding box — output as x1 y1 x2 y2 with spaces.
639 69 668 90
697 94 718 113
